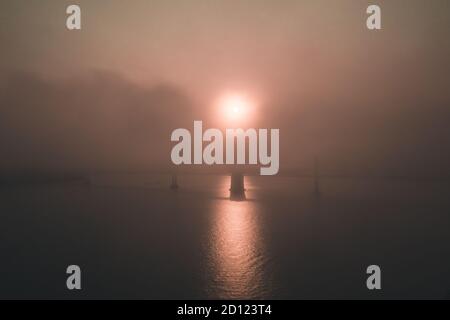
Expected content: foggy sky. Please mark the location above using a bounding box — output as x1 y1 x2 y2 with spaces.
1 0 449 176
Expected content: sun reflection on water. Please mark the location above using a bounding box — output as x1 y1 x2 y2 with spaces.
206 177 269 299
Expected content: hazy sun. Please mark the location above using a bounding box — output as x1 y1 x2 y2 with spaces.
219 94 252 124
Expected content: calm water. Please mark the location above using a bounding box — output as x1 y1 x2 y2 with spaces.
1 174 450 299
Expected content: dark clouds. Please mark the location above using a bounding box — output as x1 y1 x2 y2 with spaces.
0 71 196 173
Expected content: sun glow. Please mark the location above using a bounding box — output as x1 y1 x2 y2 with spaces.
218 93 254 125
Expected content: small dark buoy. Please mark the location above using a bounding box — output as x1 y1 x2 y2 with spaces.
230 172 246 201
170 174 179 190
